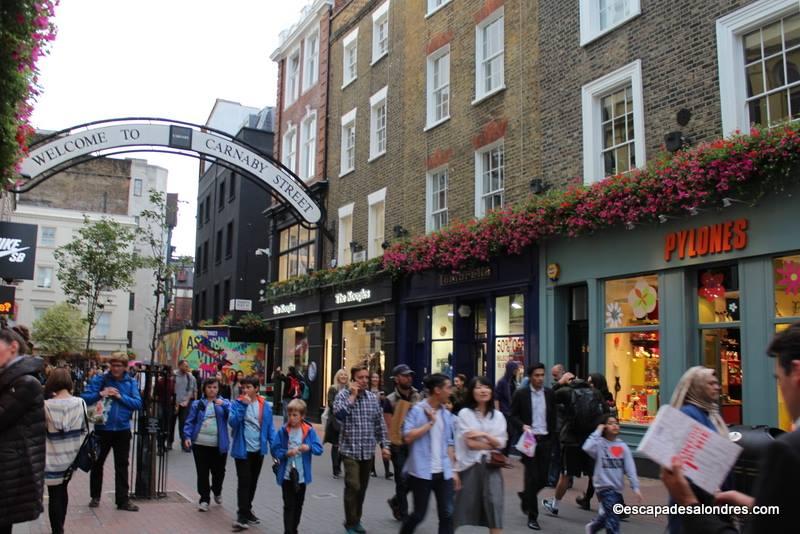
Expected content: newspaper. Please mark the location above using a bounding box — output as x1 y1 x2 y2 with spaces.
637 405 742 494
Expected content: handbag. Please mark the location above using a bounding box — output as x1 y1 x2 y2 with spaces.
487 450 511 469
73 402 101 473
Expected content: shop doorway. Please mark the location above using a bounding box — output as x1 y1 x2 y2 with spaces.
568 285 589 378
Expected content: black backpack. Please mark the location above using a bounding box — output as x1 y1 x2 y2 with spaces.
571 386 605 436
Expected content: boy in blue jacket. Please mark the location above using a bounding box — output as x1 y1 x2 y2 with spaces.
229 376 275 530
183 377 231 511
81 354 142 511
271 399 323 534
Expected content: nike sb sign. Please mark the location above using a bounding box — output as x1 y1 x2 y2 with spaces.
0 222 37 280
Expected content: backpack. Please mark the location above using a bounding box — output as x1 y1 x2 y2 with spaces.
571 386 605 436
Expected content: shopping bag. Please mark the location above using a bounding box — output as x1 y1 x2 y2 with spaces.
515 429 537 458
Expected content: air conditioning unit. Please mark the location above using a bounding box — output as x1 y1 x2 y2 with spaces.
353 250 367 263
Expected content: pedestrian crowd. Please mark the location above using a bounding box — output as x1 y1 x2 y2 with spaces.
2 323 800 533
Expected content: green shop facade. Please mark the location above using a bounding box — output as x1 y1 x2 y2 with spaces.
539 189 798 446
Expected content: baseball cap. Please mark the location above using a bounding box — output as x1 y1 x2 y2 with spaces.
391 364 414 376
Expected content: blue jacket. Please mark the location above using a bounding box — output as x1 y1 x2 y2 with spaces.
183 397 231 454
228 396 274 460
81 372 142 431
271 421 323 485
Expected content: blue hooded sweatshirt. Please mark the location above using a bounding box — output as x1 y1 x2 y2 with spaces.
81 372 142 431
183 397 231 454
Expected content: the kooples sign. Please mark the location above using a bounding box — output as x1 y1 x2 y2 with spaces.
0 222 37 280
664 219 748 262
272 303 297 315
334 289 372 304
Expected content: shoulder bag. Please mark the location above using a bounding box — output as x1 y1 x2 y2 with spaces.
73 400 101 473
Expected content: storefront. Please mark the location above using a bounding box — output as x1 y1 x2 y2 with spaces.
540 189 800 445
263 276 396 418
398 248 538 385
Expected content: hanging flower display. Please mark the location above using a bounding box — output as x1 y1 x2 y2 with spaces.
699 272 726 302
627 279 658 319
605 302 624 328
776 261 800 296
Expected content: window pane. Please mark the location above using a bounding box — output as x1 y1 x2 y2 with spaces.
282 327 308 376
495 336 525 384
697 265 740 323
785 13 800 49
749 95 768 125
495 294 524 335
765 54 785 90
774 254 800 318
746 62 765 97
432 304 453 340
768 89 790 123
606 331 660 425
787 48 800 83
763 20 783 57
744 29 763 63
700 328 742 425
605 275 659 328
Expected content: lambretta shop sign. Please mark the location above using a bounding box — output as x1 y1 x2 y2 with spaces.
0 222 37 280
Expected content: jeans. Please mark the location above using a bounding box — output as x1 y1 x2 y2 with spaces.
192 444 227 503
235 452 264 517
588 489 623 534
281 479 306 534
522 437 552 520
342 456 373 528
48 482 69 534
90 429 132 505
389 444 410 517
400 474 454 534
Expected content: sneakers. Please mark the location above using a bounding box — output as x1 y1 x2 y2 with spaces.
388 497 402 521
213 494 223 505
245 512 261 524
353 523 366 533
88 498 100 508
542 498 559 516
117 501 139 512
233 517 250 530
198 501 209 512
386 472 394 480
576 495 590 511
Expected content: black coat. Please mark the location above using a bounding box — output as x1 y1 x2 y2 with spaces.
508 385 557 437
0 356 45 526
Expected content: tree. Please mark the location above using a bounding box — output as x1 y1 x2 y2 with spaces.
137 190 178 363
54 217 142 353
31 302 85 356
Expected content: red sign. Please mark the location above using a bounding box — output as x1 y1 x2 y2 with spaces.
664 219 748 262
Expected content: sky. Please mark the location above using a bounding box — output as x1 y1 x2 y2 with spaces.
30 0 304 256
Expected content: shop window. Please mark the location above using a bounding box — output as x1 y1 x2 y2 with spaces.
604 275 660 425
282 326 309 376
495 294 525 383
342 318 385 374
473 301 488 378
323 322 333 405
698 265 740 323
775 323 794 431
431 304 454 376
278 224 317 281
774 254 800 319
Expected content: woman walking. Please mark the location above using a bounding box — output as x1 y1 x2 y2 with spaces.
0 328 46 534
44 368 88 534
453 376 508 534
324 369 348 478
370 371 393 479
183 377 231 511
231 370 245 400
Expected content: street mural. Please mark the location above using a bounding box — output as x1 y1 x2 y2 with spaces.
158 328 265 379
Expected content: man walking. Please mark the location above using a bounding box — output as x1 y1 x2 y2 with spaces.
400 373 456 534
510 363 556 530
385 364 422 521
81 353 142 511
172 359 196 452
548 364 566 487
334 364 391 534
229 376 274 530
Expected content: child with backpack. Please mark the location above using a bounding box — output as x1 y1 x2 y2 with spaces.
271 399 323 534
581 415 642 534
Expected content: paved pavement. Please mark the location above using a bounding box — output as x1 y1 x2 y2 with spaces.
15 418 669 533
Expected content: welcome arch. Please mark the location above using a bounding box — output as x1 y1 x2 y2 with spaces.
16 118 322 224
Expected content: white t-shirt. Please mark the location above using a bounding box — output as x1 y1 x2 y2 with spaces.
430 410 444 474
454 407 507 472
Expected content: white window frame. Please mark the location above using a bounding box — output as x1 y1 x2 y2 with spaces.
133 178 143 197
303 30 320 92
579 0 641 47
581 60 645 185
474 7 505 104
372 1 390 65
474 140 505 218
717 0 799 135
426 0 451 18
40 226 56 247
282 124 298 174
338 203 354 266
300 110 317 181
340 108 357 176
369 86 388 161
367 188 387 258
426 167 449 233
95 311 111 338
342 28 359 88
285 47 301 107
35 265 53 288
426 45 451 130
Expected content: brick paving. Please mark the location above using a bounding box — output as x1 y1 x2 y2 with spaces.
14 418 668 533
